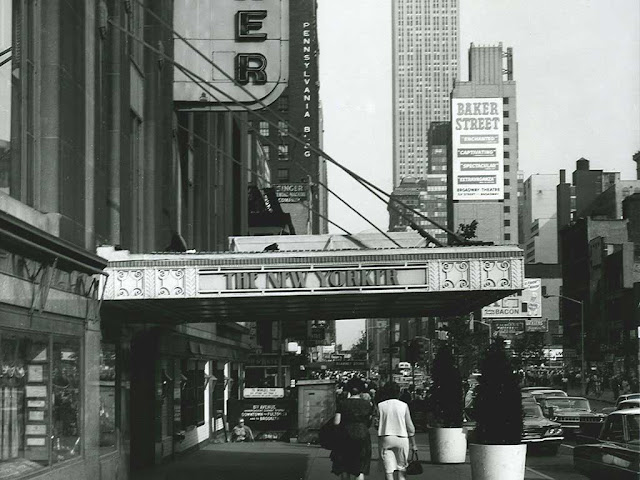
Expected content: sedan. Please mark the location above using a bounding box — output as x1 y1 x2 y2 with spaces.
521 403 564 455
574 408 640 480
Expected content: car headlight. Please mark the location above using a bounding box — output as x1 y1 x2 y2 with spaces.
544 427 563 436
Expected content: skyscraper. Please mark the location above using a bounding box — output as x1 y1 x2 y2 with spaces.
392 0 459 187
450 43 518 245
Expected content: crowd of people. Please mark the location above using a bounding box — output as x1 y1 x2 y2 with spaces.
329 377 419 480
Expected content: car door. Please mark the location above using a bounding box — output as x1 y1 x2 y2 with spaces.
599 414 637 479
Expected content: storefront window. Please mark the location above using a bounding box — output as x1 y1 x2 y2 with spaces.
99 343 117 453
181 360 205 428
51 337 81 464
0 330 49 478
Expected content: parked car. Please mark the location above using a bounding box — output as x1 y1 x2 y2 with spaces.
530 389 568 403
602 393 640 415
521 392 537 404
616 399 640 411
521 386 558 393
521 403 564 455
539 396 606 437
573 408 640 480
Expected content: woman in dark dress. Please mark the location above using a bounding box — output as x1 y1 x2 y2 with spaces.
331 378 373 480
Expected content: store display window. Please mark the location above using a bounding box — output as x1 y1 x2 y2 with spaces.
99 343 117 453
51 337 81 464
0 331 49 478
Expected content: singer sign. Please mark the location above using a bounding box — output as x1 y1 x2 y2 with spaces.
174 0 289 110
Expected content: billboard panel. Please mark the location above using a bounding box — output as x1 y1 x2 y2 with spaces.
482 278 542 318
452 98 504 200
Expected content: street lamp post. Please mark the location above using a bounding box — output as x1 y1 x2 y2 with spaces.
470 319 492 340
544 293 585 396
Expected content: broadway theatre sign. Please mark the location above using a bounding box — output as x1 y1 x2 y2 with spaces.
200 267 423 294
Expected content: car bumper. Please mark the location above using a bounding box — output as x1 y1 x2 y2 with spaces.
521 436 564 444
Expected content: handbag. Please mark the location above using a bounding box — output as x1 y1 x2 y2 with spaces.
318 418 339 450
406 450 423 475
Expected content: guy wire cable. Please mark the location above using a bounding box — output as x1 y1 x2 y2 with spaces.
108 16 462 246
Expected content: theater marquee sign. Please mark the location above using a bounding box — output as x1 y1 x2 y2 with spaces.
173 0 289 110
98 244 524 322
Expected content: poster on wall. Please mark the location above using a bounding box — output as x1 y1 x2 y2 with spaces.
452 98 504 200
482 278 542 318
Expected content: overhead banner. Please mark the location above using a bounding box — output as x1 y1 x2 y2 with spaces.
452 98 504 200
482 278 542 318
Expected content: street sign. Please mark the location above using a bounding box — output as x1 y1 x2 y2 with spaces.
334 360 367 370
382 347 399 354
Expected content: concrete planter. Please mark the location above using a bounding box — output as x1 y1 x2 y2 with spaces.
469 443 527 480
428 427 467 464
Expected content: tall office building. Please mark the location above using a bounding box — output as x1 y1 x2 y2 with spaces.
522 174 559 264
392 0 459 187
450 43 518 245
251 0 328 235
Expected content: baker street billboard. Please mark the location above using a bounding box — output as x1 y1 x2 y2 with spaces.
452 98 504 200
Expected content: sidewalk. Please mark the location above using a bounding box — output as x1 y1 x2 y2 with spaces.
130 432 564 480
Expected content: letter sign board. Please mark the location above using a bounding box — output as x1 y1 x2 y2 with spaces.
174 0 289 110
451 98 504 200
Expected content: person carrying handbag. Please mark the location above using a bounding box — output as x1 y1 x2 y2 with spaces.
377 382 418 480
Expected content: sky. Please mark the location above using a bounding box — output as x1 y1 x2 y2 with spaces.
317 0 640 349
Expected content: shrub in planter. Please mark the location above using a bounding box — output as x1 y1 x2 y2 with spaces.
430 343 463 428
473 338 522 444
469 338 525 480
428 343 466 463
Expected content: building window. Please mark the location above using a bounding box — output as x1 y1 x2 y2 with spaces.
503 138 510 145
504 151 510 158
503 111 509 118
277 168 289 182
277 121 288 136
504 206 511 213
503 125 509 132
278 144 289 160
504 165 510 172
3 0 39 202
278 96 289 111
503 97 509 105
504 178 510 186
504 233 511 241
261 145 270 160
505 192 510 199
259 121 269 137
504 219 511 227
181 360 206 428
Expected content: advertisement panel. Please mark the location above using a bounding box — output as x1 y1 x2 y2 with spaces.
452 98 504 200
525 318 548 333
492 319 526 335
274 183 308 203
482 278 542 318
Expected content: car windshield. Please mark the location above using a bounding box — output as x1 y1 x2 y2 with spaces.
523 404 544 418
546 398 590 411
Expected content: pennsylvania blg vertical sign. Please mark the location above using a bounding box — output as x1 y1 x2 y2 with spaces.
451 98 504 200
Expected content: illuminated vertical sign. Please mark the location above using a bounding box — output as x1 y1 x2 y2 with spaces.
451 98 504 200
173 0 289 110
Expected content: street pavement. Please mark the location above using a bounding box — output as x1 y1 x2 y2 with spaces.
131 431 593 480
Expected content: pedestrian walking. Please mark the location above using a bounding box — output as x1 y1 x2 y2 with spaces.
330 377 373 480
377 382 418 480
